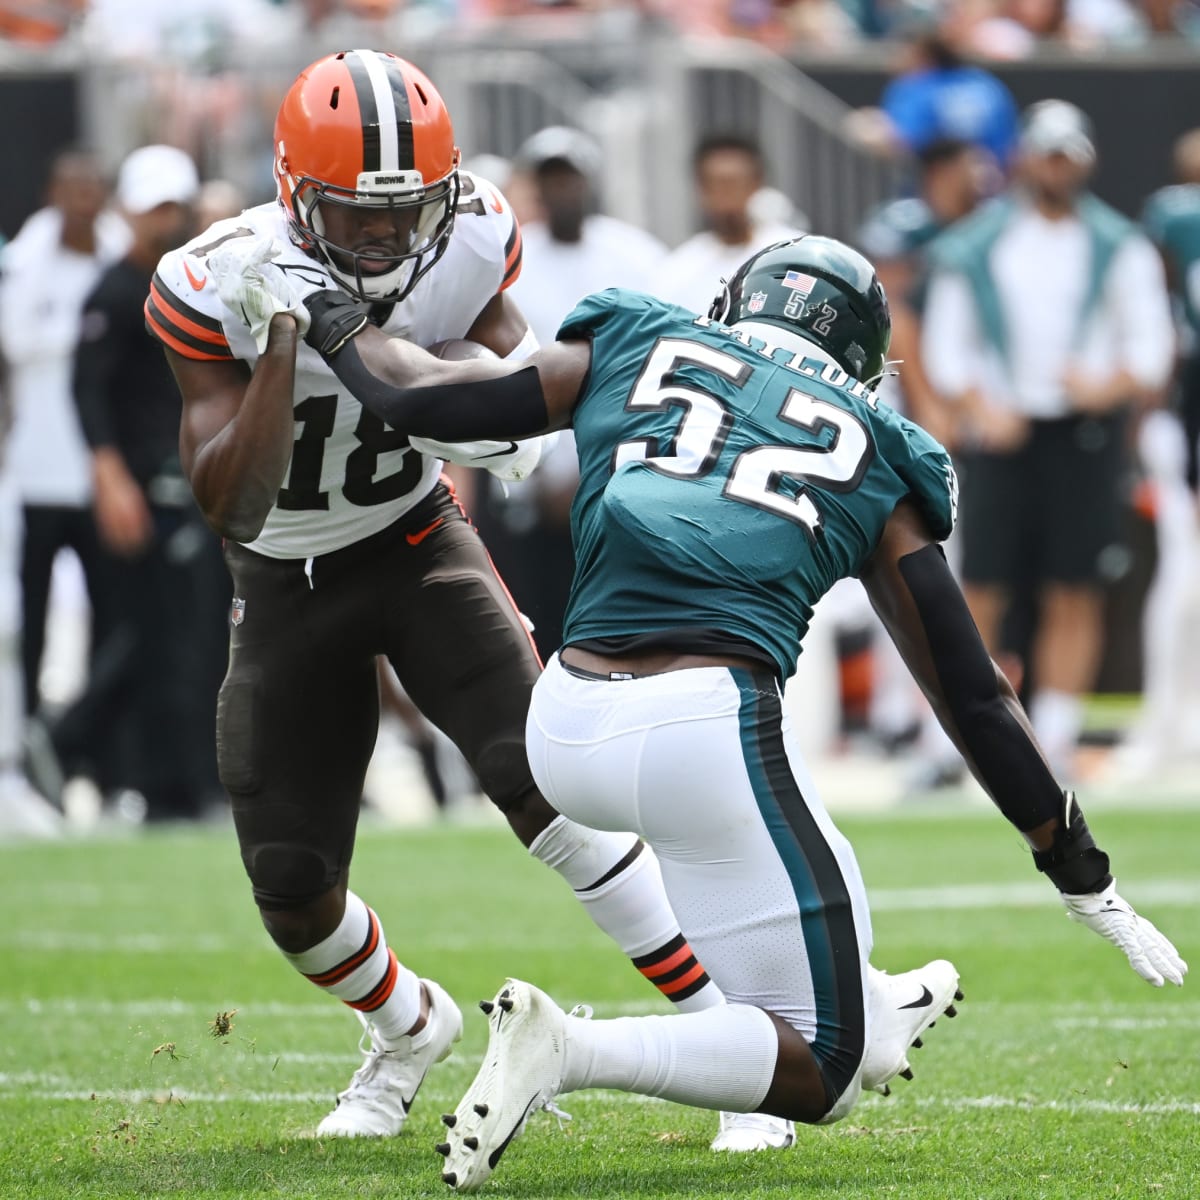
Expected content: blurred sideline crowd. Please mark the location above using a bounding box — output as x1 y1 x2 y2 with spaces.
2 14 1200 841
4 0 1200 54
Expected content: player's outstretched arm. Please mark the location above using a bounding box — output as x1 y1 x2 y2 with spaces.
170 315 299 543
861 499 1187 988
301 290 589 440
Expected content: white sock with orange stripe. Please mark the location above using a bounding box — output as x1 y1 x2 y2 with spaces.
530 816 724 1013
282 892 422 1049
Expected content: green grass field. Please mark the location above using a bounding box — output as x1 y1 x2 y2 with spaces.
1 802 1197 1199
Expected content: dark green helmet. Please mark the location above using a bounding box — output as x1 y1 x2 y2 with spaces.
709 234 891 384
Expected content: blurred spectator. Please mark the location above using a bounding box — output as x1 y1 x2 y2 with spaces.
0 0 87 43
1 366 63 836
922 100 1174 777
478 126 667 660
857 136 986 440
507 126 667 344
1116 127 1200 772
723 0 860 46
1142 127 1200 489
854 138 987 767
854 28 1019 176
194 178 247 229
0 151 130 733
69 144 229 822
658 133 803 312
79 0 284 184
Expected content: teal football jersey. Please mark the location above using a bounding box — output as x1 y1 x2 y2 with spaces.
556 290 957 681
1142 184 1200 336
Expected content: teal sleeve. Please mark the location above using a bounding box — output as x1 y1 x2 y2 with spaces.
893 419 958 542
557 288 629 342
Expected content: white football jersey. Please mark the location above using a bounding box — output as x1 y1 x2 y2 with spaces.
147 173 523 558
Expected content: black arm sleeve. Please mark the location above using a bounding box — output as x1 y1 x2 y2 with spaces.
898 545 1111 893
324 340 550 440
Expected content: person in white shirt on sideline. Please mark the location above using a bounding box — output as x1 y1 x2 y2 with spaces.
657 133 804 313
506 126 667 346
0 150 131 802
922 100 1174 778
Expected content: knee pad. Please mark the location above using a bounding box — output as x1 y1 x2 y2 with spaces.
216 670 261 795
473 736 537 813
244 842 338 911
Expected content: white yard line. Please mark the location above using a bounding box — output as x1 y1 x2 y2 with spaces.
0 1076 1196 1116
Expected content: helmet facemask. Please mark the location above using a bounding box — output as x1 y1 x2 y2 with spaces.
288 167 461 303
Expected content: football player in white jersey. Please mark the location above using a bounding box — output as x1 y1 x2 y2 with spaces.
146 49 793 1148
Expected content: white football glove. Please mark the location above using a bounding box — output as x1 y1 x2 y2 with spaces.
407 434 546 482
207 235 331 353
1061 880 1188 987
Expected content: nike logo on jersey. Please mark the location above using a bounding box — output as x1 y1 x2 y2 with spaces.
183 259 207 291
487 189 504 214
475 442 518 459
406 518 445 546
898 986 934 1010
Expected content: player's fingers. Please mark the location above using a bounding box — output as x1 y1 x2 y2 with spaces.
1139 922 1187 986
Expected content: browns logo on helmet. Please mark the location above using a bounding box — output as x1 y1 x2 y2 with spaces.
274 50 461 302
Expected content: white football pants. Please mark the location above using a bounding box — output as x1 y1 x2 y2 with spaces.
527 654 872 1104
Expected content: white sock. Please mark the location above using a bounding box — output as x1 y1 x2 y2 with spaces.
530 816 724 1012
561 1003 777 1112
1029 689 1083 776
0 631 22 766
282 891 421 1048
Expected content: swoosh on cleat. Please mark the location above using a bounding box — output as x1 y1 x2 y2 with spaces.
487 1094 540 1169
898 986 934 1010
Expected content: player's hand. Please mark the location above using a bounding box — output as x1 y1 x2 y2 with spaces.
1061 881 1187 987
407 435 544 482
208 235 320 352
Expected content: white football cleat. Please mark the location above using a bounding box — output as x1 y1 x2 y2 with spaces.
437 978 569 1192
317 978 463 1137
862 959 961 1095
710 1111 796 1152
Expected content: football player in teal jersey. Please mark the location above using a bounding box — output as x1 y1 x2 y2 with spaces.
216 234 1186 1193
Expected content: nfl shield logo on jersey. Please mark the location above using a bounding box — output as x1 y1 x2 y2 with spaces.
231 597 246 627
748 291 768 314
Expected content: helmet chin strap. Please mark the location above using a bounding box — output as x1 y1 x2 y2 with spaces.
733 320 839 367
326 255 409 302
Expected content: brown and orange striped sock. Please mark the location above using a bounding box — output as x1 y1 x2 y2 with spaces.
531 816 724 1013
282 892 422 1047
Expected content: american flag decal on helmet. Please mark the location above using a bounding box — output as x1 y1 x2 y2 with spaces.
782 270 817 295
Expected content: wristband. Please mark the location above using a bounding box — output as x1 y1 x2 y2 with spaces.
1031 791 1113 894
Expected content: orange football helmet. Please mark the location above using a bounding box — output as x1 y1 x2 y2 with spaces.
274 50 461 302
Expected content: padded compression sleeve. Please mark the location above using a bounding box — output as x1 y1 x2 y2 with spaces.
325 340 550 440
898 544 1064 832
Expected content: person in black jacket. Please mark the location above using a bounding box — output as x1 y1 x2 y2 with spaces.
70 144 229 821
